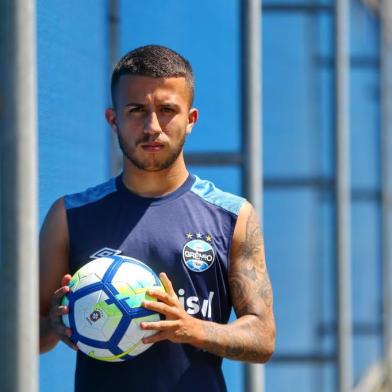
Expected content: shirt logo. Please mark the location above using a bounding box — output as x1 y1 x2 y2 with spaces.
90 247 122 259
182 233 215 272
177 288 215 318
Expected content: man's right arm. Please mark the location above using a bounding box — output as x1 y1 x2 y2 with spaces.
39 197 73 353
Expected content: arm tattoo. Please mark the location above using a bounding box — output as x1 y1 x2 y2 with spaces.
199 207 275 362
201 316 270 362
230 208 273 315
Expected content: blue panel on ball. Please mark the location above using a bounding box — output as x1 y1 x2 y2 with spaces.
77 335 111 349
107 342 134 362
102 255 124 283
103 280 156 318
70 282 103 301
109 313 131 347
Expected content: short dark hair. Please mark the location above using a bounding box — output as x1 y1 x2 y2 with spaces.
111 45 194 106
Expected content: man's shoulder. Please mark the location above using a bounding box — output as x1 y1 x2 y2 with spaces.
189 175 246 217
63 177 118 210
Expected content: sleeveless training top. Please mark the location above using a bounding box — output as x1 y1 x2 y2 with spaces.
64 173 245 392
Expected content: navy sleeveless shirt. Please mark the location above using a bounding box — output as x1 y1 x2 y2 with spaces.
64 173 245 392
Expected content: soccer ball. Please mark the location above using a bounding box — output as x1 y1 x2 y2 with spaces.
61 254 164 362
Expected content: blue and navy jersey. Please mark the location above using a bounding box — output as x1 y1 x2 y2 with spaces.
64 173 245 392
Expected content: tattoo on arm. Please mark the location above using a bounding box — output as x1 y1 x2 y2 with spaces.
200 207 275 362
230 207 273 314
201 316 270 362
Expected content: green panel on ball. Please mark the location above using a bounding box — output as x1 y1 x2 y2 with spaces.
95 299 122 318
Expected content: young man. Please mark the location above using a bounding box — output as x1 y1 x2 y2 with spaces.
40 45 275 391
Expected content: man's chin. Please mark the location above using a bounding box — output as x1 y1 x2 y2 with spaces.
140 166 167 172
122 148 183 172
129 159 172 172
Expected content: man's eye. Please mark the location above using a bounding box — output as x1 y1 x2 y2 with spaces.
161 107 175 113
129 107 144 113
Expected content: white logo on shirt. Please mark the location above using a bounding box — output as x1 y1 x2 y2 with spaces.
177 288 214 318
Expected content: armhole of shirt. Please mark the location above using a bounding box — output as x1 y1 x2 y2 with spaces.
190 175 246 272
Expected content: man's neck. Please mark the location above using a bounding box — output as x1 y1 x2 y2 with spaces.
121 159 189 198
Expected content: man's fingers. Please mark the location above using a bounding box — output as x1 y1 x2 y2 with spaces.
159 272 176 297
46 279 77 352
50 316 77 350
49 305 68 322
51 285 69 306
61 274 72 287
143 300 179 318
147 288 176 305
140 320 178 331
142 331 167 345
54 285 69 298
54 305 69 317
50 316 71 335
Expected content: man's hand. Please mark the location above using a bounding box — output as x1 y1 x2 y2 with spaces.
42 274 78 351
140 272 203 346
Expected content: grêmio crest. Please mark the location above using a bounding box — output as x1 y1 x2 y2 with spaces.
182 232 215 272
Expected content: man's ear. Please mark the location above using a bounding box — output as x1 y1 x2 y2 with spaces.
186 108 199 135
105 108 118 133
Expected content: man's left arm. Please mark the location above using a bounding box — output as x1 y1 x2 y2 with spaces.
141 201 275 363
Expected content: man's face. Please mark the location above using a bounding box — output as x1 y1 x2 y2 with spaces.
106 75 198 172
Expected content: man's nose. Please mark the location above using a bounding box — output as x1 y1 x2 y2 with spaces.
144 111 162 135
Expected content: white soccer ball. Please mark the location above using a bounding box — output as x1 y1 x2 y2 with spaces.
61 255 164 362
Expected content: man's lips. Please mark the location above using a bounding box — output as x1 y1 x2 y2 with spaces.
140 143 164 152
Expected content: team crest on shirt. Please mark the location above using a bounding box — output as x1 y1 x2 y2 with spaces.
182 233 215 272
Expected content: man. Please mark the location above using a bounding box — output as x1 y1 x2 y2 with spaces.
40 45 275 391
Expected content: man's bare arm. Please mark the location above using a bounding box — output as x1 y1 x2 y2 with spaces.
39 198 74 352
141 202 275 363
199 202 275 362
